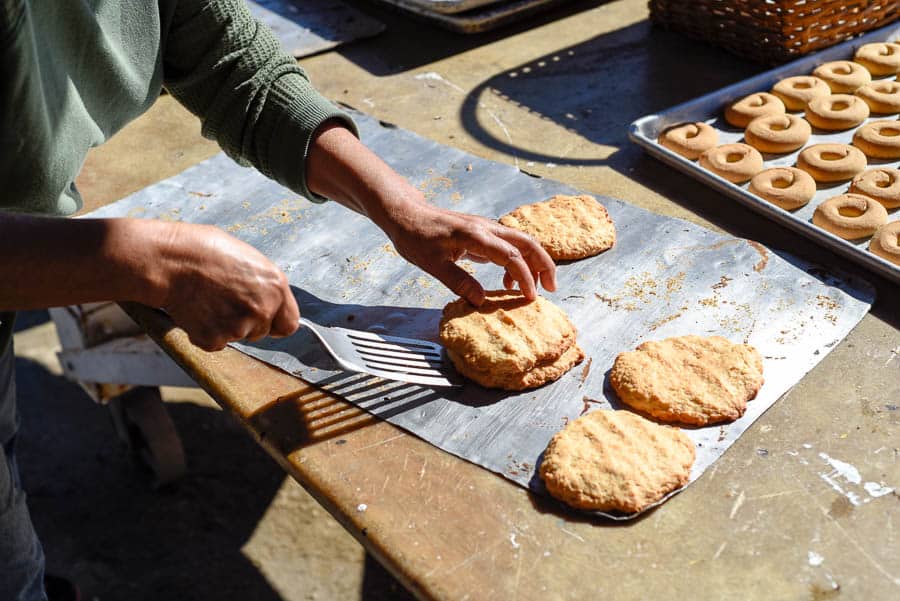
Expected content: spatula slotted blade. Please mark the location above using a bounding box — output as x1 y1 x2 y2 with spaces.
299 317 462 388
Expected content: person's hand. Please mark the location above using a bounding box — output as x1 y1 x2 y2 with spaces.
305 123 556 306
382 199 557 307
150 222 299 351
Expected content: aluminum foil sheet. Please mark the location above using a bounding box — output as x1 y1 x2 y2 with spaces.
247 0 384 58
86 110 873 519
630 24 900 286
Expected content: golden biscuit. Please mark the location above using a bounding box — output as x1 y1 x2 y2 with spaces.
854 42 900 76
539 410 695 513
699 143 764 183
499 195 615 261
658 122 719 160
448 344 584 391
813 60 871 94
748 167 816 210
805 94 870 130
849 168 900 209
796 143 867 182
609 335 764 426
744 114 811 153
770 75 830 111
869 221 900 266
852 121 900 159
812 193 888 240
724 92 785 128
439 291 576 380
855 80 900 114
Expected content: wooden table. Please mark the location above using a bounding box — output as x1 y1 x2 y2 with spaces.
78 1 900 599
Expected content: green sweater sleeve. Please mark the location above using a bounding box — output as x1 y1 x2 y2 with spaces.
162 0 357 202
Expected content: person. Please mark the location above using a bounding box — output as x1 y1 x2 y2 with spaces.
0 1 557 599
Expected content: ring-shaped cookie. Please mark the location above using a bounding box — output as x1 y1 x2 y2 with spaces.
797 143 867 182
724 92 785 128
748 167 816 210
813 193 888 239
849 168 900 209
869 221 900 265
771 76 831 110
813 60 872 93
852 120 900 159
805 94 870 130
744 114 811 153
855 80 900 114
699 143 764 183
658 122 719 160
854 42 900 76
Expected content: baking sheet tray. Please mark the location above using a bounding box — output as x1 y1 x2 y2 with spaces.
629 23 900 286
248 0 384 58
85 109 873 519
371 0 571 33
373 0 508 16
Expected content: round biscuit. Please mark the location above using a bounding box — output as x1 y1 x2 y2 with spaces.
609 335 764 425
448 344 584 391
539 410 695 513
499 195 616 261
439 291 576 379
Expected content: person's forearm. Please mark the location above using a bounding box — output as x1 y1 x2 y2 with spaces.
305 121 557 305
0 214 168 311
305 121 424 237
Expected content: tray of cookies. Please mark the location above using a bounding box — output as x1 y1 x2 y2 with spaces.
629 23 900 285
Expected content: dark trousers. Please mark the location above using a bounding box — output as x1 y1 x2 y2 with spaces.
0 312 47 601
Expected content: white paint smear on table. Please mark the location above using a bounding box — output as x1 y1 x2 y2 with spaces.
864 482 894 498
818 453 895 506
413 72 465 94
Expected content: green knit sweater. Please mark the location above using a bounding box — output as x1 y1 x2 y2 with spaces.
0 0 357 215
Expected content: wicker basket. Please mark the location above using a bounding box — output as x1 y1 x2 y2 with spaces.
649 0 900 64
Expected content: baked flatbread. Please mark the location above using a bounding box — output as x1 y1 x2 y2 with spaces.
539 410 695 512
447 344 584 391
499 195 615 261
439 291 581 390
610 335 764 425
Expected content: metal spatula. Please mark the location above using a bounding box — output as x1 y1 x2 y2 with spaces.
299 317 462 388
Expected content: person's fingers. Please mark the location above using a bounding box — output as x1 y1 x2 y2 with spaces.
228 315 264 343
168 311 227 352
503 268 542 295
189 330 229 352
270 285 301 338
540 268 556 292
463 231 537 300
244 320 271 342
491 225 557 292
431 260 486 306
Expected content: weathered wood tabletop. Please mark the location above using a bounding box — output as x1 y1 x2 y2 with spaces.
78 1 899 599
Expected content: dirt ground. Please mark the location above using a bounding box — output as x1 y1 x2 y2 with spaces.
12 310 418 601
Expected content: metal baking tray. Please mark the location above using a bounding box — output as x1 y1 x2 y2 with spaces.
629 23 900 285
371 0 571 33
373 0 506 15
